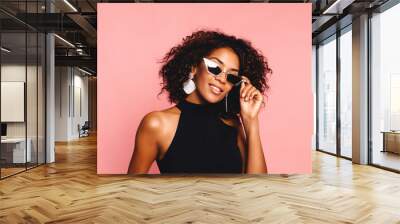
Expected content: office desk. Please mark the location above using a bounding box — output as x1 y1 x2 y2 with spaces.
1 138 32 163
381 131 400 154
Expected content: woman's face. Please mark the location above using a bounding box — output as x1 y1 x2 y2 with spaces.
193 47 240 104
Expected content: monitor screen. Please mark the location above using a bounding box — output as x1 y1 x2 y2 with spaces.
1 123 7 137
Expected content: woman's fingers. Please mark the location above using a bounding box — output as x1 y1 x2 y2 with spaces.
241 82 252 99
242 85 257 101
248 88 258 101
239 76 260 102
246 87 258 101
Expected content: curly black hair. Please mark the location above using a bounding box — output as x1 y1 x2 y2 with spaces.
158 29 272 104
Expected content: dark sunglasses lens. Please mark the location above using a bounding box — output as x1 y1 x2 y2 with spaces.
227 74 242 85
207 66 221 76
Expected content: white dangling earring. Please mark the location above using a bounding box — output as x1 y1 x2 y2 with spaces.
183 72 196 94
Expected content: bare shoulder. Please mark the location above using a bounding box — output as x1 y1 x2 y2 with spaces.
140 106 180 133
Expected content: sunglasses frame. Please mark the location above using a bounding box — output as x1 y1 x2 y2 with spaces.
202 57 243 86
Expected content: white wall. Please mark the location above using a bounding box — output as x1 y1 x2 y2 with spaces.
55 66 70 141
55 66 89 141
72 72 89 138
1 64 41 137
1 65 26 133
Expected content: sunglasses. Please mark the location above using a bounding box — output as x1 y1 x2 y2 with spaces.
203 58 244 86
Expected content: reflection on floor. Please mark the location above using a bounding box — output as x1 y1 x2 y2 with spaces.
373 150 400 171
0 162 42 178
0 167 25 178
0 134 400 223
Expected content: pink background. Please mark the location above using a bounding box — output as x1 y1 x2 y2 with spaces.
97 3 313 174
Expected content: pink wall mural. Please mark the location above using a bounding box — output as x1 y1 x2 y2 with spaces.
97 3 313 174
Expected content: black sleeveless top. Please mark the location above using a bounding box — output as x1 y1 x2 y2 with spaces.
156 99 243 174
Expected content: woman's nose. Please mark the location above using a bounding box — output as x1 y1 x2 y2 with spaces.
214 72 228 84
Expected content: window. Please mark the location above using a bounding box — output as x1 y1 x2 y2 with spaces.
317 35 337 154
370 2 400 171
339 27 352 158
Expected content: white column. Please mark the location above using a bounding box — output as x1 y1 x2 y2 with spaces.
46 0 55 163
352 14 369 164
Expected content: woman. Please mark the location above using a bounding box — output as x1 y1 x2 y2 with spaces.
128 29 271 174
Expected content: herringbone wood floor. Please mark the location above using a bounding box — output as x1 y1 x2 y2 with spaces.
1 133 400 224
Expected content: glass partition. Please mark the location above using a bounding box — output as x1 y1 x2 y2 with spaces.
0 1 46 179
27 30 38 169
1 30 28 177
38 31 45 165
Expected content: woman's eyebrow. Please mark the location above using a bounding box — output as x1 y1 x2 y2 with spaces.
209 57 224 65
209 57 239 72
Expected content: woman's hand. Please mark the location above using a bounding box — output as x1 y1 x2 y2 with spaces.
239 76 264 122
237 76 268 174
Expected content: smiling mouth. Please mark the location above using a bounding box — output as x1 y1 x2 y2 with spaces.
209 83 223 95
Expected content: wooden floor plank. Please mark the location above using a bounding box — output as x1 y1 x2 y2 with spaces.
1 134 400 223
